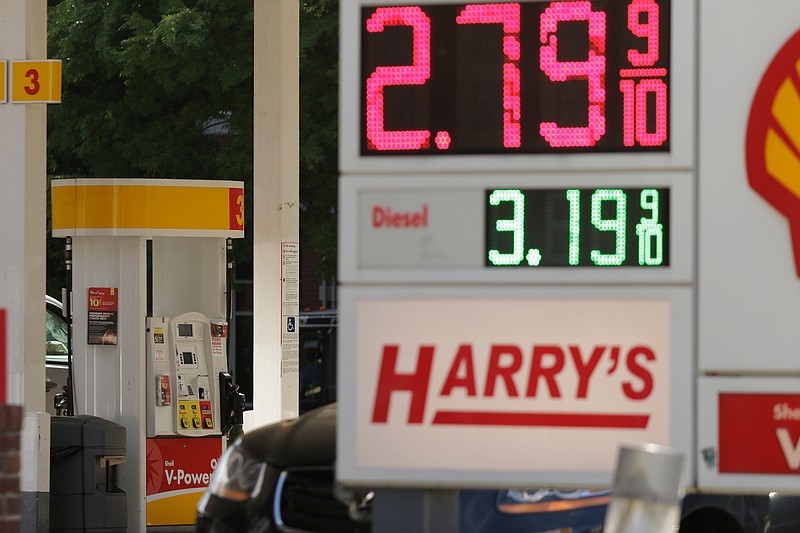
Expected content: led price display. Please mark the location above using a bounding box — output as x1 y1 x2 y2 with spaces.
486 187 669 267
361 0 670 155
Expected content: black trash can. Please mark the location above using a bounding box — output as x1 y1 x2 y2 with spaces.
50 415 127 532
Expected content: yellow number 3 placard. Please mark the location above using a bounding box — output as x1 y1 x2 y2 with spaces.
10 60 62 103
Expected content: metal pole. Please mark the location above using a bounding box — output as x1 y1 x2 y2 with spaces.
64 236 74 416
604 443 685 533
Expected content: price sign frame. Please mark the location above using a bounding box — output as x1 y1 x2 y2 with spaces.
340 0 696 173
338 0 697 491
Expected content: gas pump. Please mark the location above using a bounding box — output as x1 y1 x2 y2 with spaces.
147 313 227 437
51 178 246 531
144 312 239 526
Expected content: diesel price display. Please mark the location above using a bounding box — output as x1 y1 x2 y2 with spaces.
361 0 670 154
486 187 670 267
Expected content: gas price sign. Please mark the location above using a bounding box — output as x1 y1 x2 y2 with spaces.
486 187 669 267
361 0 670 155
339 0 694 492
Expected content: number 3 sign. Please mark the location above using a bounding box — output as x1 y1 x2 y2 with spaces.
9 60 62 104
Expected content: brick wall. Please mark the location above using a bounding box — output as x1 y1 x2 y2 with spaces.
0 405 22 533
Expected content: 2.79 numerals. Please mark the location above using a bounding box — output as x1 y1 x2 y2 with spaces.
363 0 669 154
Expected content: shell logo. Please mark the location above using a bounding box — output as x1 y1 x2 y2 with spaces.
746 30 800 277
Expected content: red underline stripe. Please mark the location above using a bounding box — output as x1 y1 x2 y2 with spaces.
432 411 650 429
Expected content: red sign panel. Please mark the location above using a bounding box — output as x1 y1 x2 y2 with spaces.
229 187 244 231
719 393 800 474
145 437 221 497
87 287 118 345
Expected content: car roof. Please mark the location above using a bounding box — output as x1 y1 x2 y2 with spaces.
46 295 63 309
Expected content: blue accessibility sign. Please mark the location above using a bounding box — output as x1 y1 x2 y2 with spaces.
286 316 296 333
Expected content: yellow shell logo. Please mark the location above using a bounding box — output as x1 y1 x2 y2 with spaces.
746 29 800 276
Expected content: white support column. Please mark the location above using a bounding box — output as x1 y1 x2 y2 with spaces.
252 0 300 426
71 236 148 531
0 1 50 530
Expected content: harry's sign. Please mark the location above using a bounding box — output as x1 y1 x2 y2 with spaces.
341 296 675 487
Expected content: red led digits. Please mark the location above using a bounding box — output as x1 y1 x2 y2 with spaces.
360 1 670 155
619 0 668 147
627 0 659 66
539 2 607 148
435 130 452 149
635 78 667 146
456 3 522 148
620 80 636 147
365 7 432 151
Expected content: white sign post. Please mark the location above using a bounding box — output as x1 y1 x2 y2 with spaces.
339 0 697 529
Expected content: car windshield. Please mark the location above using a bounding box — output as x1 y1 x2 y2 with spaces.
46 305 69 362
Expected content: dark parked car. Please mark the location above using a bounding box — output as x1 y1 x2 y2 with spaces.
196 402 367 533
196 400 800 533
195 402 610 533
46 295 70 414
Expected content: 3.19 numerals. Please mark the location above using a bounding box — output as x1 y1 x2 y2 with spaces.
486 187 668 267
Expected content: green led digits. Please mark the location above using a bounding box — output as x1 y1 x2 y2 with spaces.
567 189 581 266
488 189 525 266
590 189 627 266
485 187 669 268
636 189 664 265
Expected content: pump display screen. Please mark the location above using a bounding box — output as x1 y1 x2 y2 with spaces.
361 0 670 155
177 323 193 338
486 187 669 267
181 351 196 366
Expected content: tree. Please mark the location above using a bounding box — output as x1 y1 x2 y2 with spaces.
299 0 339 283
46 0 340 296
48 0 253 179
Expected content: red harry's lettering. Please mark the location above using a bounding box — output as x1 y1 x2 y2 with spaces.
622 345 655 400
372 344 434 424
606 346 620 374
484 345 523 397
526 345 564 398
440 344 477 397
570 345 606 399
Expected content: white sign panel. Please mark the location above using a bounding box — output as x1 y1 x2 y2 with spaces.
359 188 482 268
698 377 800 493
337 286 692 488
342 173 694 284
698 1 800 373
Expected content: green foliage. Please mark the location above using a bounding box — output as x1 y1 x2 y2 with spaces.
300 0 339 282
47 0 254 179
46 0 340 293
